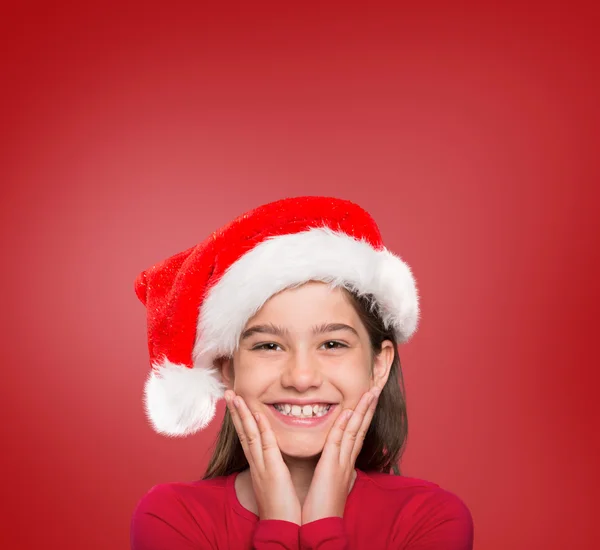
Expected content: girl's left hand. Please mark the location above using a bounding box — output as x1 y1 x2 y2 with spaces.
301 386 381 525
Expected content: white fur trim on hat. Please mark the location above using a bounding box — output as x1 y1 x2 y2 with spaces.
195 227 419 361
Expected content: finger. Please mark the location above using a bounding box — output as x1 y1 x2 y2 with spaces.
254 410 285 470
339 391 376 464
234 395 266 471
225 391 256 468
350 388 380 464
321 407 353 461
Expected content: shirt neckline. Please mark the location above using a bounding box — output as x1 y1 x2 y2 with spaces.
226 468 366 523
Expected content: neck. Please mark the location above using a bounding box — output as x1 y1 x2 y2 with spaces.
281 454 320 506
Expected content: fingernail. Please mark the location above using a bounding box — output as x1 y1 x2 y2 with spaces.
234 397 241 408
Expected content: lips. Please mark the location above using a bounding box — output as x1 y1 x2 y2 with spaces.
274 403 332 418
268 403 337 427
266 399 336 407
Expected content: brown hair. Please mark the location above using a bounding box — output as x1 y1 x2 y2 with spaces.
203 289 409 479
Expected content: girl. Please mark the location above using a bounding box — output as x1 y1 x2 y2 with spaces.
130 196 473 549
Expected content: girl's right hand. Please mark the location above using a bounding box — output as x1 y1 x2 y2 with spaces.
225 390 302 525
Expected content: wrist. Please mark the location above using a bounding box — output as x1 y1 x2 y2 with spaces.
302 506 344 525
260 507 301 525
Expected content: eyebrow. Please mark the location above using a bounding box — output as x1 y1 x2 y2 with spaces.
312 323 359 337
241 324 289 340
240 322 358 340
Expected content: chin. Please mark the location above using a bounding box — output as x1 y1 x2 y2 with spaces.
277 432 325 459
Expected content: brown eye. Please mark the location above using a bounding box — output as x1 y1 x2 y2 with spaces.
321 341 346 350
253 343 282 351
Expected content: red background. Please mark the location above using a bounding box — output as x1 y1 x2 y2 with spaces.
1 2 598 549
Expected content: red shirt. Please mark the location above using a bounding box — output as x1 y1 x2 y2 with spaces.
130 469 473 549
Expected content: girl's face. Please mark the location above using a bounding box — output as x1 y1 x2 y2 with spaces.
222 282 393 459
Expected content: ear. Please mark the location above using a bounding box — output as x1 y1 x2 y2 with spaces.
216 356 235 390
372 340 395 390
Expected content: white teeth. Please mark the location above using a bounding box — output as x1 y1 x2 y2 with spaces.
274 403 332 418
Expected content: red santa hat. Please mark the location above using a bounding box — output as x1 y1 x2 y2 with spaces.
134 196 419 437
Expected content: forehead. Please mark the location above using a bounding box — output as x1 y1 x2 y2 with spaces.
246 282 359 328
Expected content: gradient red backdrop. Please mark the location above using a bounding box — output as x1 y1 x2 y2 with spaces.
2 2 598 549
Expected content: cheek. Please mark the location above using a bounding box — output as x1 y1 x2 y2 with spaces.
328 360 373 404
231 356 278 397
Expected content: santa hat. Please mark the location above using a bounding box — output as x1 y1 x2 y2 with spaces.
135 196 419 437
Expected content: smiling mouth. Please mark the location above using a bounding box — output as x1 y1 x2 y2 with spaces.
268 403 338 426
272 403 332 418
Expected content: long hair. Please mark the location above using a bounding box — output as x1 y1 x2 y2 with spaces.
203 289 409 479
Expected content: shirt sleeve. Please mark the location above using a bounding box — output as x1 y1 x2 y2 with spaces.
397 491 474 550
299 517 349 549
297 491 473 550
130 484 215 550
252 520 300 549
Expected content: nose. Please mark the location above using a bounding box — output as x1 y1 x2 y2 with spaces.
280 351 323 392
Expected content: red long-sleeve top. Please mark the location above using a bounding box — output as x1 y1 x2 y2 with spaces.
131 469 473 549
